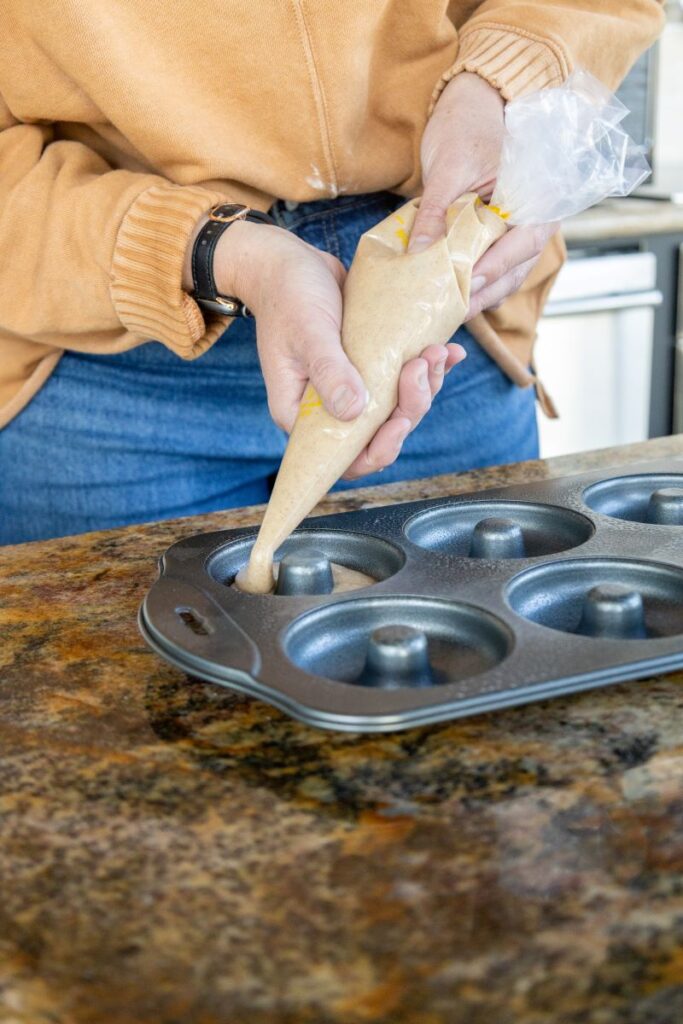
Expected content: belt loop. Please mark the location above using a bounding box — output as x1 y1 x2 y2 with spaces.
269 200 288 229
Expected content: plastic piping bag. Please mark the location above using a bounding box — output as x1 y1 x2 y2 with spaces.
238 70 650 593
489 69 650 224
239 196 504 592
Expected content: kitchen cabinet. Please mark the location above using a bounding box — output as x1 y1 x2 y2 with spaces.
535 251 661 457
535 199 683 456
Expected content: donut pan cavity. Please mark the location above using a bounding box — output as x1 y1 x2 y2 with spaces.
140 456 683 732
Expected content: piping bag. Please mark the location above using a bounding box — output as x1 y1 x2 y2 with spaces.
238 70 650 593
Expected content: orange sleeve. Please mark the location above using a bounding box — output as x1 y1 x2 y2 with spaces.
434 0 665 106
0 93 230 360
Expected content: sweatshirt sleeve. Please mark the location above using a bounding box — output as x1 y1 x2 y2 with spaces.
0 94 231 360
434 0 665 105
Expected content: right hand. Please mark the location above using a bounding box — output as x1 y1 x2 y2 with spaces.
201 219 467 478
408 73 558 318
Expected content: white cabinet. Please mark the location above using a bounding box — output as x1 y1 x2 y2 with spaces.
535 252 662 457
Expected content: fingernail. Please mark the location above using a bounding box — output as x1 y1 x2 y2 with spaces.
385 442 403 468
435 359 446 375
331 384 356 418
445 350 466 374
418 371 429 390
407 234 433 254
471 275 486 294
398 417 412 441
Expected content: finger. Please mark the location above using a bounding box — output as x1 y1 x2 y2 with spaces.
392 357 432 429
259 302 365 432
260 353 307 433
409 167 466 253
257 318 307 431
444 342 467 374
407 193 448 253
420 344 449 396
343 345 468 481
467 255 540 320
421 342 466 394
343 416 412 481
304 312 368 422
469 223 558 299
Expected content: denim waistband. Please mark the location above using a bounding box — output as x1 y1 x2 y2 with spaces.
270 191 401 231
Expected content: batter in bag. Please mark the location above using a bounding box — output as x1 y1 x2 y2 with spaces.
237 195 506 593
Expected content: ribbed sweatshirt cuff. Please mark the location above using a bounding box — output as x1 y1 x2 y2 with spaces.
110 182 231 358
431 25 569 110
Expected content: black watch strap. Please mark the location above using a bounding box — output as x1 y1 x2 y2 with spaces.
191 203 274 317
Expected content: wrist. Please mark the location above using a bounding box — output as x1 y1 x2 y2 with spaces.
440 71 505 111
212 219 273 311
182 213 280 313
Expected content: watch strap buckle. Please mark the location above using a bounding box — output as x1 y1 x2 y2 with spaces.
191 203 274 318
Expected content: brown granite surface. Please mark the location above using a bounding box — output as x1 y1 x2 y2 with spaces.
2 437 683 1024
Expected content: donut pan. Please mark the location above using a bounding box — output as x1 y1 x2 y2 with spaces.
139 456 683 732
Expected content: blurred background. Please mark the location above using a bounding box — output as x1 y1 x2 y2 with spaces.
534 0 683 456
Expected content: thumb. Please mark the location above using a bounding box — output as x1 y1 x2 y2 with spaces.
305 317 368 421
408 185 452 255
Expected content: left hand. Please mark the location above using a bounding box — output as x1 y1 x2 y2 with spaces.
408 72 558 317
192 217 468 480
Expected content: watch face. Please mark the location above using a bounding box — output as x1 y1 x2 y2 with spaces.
209 203 249 224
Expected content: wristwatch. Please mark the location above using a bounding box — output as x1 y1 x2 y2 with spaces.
191 202 274 317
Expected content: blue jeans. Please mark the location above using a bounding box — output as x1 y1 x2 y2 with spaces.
0 192 538 545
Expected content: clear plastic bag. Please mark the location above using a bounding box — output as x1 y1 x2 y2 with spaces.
490 69 651 225
239 69 650 592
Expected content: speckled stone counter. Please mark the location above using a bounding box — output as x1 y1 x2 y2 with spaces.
2 437 683 1024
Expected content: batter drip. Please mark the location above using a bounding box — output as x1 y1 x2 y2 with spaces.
234 560 375 594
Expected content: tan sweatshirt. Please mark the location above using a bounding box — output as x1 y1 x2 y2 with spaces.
0 1 664 428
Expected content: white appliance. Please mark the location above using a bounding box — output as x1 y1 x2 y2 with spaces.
639 15 683 201
534 251 663 457
673 243 683 432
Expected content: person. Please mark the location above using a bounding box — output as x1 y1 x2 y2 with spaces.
0 1 663 545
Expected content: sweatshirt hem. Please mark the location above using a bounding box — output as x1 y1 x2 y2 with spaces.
0 350 63 430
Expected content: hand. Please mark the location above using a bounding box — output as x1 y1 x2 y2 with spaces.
193 219 466 478
465 221 559 320
409 72 557 315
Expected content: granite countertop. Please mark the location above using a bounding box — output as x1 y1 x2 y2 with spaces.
2 436 683 1024
563 198 683 243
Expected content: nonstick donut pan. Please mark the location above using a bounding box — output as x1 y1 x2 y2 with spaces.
139 456 683 732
